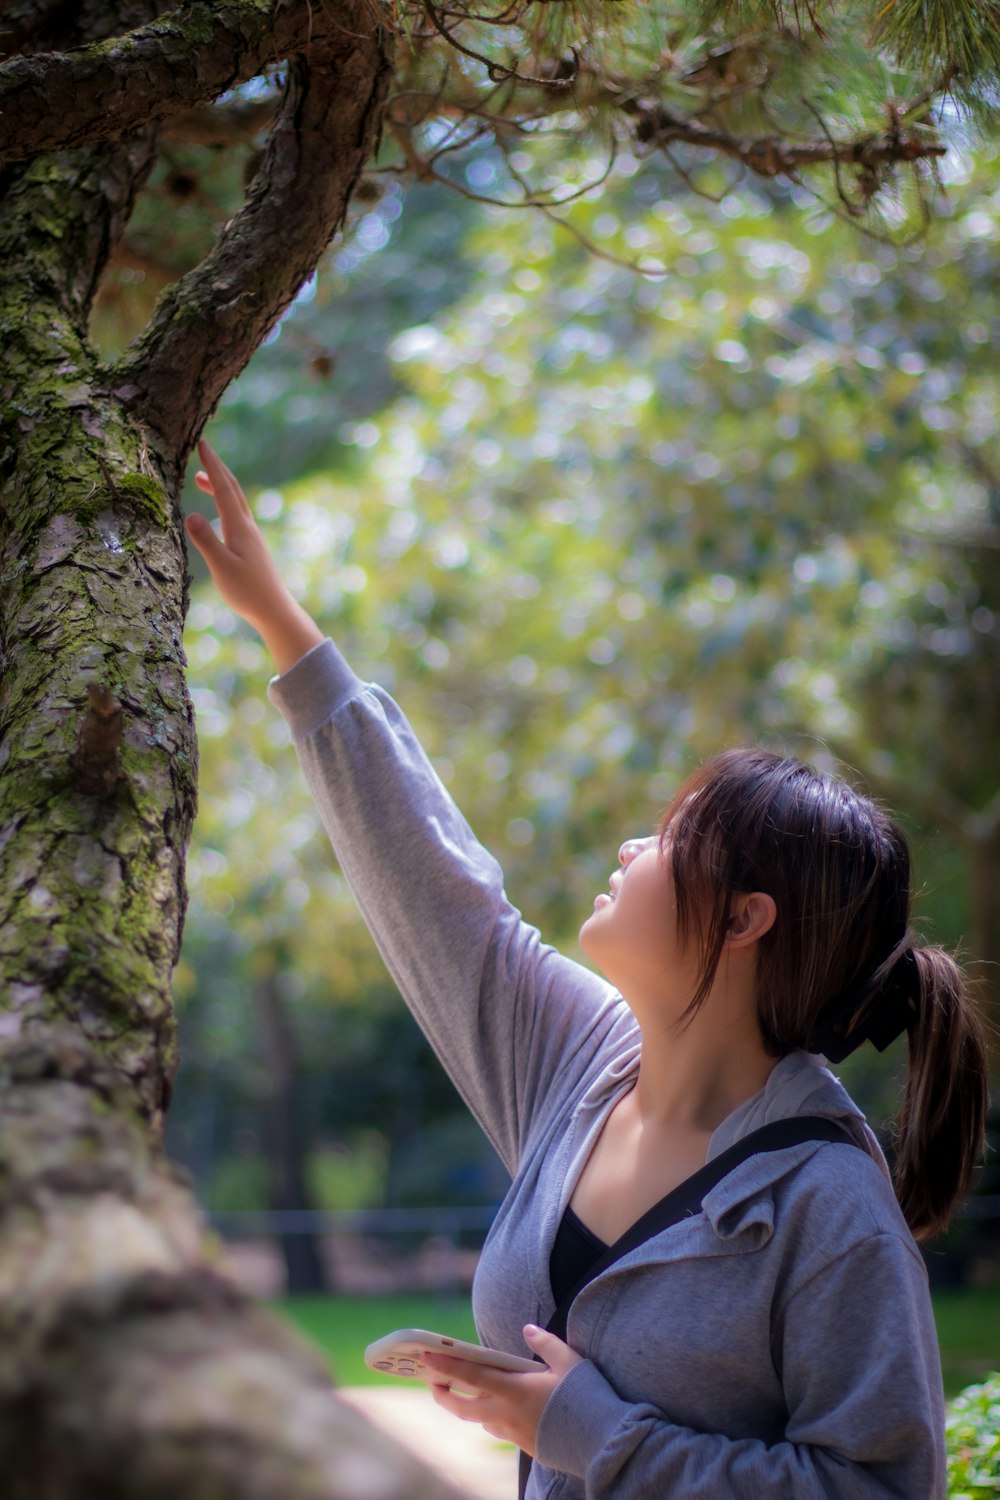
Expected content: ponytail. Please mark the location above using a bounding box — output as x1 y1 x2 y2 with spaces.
894 946 989 1242
658 749 991 1242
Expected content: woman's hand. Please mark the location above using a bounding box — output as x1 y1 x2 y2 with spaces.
421 1326 582 1458
186 439 323 675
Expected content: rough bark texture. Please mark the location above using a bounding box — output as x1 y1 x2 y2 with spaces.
0 2 315 161
0 133 182 1118
0 4 461 1495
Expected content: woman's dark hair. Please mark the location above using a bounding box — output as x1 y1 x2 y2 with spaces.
657 747 989 1243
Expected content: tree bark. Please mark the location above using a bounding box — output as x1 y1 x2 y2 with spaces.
0 2 314 161
0 4 460 1495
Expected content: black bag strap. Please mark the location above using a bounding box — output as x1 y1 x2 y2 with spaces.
518 1114 864 1498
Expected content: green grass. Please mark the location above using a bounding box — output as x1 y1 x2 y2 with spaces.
275 1293 479 1387
274 1286 1000 1399
932 1287 1000 1398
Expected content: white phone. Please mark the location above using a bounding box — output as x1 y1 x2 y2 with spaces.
364 1328 538 1388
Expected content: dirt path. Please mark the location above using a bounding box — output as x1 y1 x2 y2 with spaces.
340 1386 517 1499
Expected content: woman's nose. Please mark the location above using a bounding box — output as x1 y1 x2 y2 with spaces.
619 835 656 865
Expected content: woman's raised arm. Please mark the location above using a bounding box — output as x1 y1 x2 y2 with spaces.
185 444 627 1173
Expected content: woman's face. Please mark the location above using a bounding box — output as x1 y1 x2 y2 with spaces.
580 835 702 1009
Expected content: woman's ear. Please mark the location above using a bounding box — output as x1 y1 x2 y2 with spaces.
726 892 777 950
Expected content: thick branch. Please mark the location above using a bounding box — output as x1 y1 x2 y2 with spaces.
0 134 157 331
0 15 185 324
114 5 393 461
0 2 172 60
0 0 313 163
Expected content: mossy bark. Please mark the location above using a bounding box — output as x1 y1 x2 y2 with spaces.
0 132 183 1120
0 7 459 1497
0 2 315 161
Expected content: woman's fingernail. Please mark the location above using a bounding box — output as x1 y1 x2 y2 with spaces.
524 1324 540 1338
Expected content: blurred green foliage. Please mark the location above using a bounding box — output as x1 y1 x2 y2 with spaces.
172 134 999 1243
946 1372 1000 1496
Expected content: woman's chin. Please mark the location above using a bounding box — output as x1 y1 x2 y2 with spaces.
578 906 612 961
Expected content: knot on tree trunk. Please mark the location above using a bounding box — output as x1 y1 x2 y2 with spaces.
70 683 124 798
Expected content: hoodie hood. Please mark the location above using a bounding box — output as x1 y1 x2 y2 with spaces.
707 1048 891 1180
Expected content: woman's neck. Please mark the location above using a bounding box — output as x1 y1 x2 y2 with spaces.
629 1004 779 1137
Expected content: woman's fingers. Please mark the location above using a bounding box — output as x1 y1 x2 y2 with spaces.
185 512 228 576
197 438 252 528
428 1382 494 1422
194 443 234 541
523 1325 580 1376
421 1354 499 1394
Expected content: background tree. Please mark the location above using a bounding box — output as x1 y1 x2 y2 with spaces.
1 1 997 1495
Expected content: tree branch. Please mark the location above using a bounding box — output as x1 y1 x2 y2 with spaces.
0 2 176 60
0 132 158 329
0 0 313 163
112 4 394 466
623 97 948 180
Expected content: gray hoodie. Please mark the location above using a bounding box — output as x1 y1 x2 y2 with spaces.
269 639 946 1500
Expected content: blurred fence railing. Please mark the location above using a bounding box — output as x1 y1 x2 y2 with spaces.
209 1198 1000 1237
209 1206 500 1296
209 1206 498 1236
208 1199 1000 1296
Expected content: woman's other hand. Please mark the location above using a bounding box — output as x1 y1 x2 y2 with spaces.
186 439 323 675
421 1326 583 1458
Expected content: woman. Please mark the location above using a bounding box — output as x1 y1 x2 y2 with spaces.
187 440 988 1499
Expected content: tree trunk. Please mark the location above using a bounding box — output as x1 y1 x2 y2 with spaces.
0 6 460 1495
255 969 330 1296
969 825 1000 1071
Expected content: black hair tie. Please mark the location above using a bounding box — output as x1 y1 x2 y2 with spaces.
806 949 920 1063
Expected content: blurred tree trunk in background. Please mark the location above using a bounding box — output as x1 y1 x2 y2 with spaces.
256 968 330 1295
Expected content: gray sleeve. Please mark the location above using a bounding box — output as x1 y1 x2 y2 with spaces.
535 1232 945 1498
267 639 621 1173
